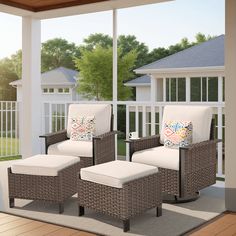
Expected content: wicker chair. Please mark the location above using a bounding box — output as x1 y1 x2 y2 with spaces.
127 105 220 202
40 104 116 168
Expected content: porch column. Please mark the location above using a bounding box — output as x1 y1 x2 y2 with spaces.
112 9 118 159
186 77 190 102
225 0 236 211
21 17 42 158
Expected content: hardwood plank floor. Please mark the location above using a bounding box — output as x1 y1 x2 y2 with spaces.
0 213 96 236
188 212 236 236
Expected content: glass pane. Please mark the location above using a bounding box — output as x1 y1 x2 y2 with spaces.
49 88 54 93
64 88 70 93
171 78 176 102
43 88 48 93
58 88 63 93
166 78 170 102
223 77 225 101
208 77 218 101
178 78 186 101
191 77 201 101
202 77 207 101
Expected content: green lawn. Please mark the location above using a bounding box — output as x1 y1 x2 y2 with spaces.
118 138 126 156
0 137 21 161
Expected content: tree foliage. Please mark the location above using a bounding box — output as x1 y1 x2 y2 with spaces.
0 60 18 100
41 38 80 72
75 46 137 101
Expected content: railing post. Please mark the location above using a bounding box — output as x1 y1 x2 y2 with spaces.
112 9 118 159
142 106 146 137
126 105 129 161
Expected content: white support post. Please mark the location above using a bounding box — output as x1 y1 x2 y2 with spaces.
112 9 118 159
151 75 157 135
142 106 146 137
21 17 42 158
186 77 190 102
135 106 139 136
163 78 166 102
225 0 236 211
126 105 129 161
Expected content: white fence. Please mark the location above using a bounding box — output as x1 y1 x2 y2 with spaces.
42 101 225 177
0 101 20 158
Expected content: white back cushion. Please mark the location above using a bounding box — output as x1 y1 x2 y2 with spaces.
67 104 111 138
160 106 212 144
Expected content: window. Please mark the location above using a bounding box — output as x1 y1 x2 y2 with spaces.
58 88 70 94
190 77 218 102
166 78 186 102
42 88 54 94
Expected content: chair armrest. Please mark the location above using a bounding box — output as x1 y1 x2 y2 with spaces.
93 131 116 165
39 129 68 154
125 135 161 161
180 139 222 151
179 139 220 174
93 131 118 140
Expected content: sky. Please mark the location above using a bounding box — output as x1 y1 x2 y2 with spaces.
0 0 225 59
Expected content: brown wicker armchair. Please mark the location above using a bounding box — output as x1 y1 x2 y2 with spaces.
40 104 116 168
127 105 220 202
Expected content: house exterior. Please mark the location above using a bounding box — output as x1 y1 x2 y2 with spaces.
10 67 86 102
125 35 225 103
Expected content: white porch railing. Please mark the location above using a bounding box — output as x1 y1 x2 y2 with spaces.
0 101 20 158
42 101 225 178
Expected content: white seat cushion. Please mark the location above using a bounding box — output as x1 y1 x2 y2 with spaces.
67 104 111 138
48 140 93 157
11 154 80 176
160 105 212 144
81 160 158 188
132 146 180 171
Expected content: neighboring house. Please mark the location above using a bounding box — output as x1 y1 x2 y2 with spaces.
10 67 86 102
125 35 225 103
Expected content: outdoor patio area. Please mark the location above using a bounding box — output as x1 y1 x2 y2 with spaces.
0 0 236 235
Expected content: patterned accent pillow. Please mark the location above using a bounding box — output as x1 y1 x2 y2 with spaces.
70 116 96 141
164 121 193 149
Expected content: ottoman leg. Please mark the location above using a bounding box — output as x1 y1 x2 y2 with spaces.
156 205 162 217
123 219 130 232
78 205 84 216
9 198 15 208
59 203 64 214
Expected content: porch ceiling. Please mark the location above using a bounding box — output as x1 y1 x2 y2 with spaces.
0 0 173 19
0 0 109 12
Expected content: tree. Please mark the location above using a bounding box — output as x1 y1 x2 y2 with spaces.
80 33 112 50
41 38 80 72
118 35 149 68
75 46 137 101
0 60 18 100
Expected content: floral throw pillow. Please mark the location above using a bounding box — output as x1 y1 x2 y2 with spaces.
70 116 96 141
164 121 193 149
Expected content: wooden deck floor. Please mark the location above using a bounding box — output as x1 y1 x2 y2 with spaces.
0 213 97 236
188 212 236 236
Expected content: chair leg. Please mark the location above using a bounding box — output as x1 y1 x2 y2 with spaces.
78 205 84 216
9 198 14 208
156 205 162 217
123 219 130 232
59 203 64 214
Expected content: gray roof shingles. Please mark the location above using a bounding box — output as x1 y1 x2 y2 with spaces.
125 75 151 85
136 35 224 71
10 67 79 86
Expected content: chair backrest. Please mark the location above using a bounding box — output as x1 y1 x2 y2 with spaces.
67 104 112 138
160 105 212 144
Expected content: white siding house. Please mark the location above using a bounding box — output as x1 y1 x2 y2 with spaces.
10 67 86 102
124 35 225 103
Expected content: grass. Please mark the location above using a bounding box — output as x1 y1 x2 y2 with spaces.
0 137 21 161
118 138 126 156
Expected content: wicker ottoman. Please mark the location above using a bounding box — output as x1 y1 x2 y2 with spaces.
78 160 162 232
8 154 81 213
